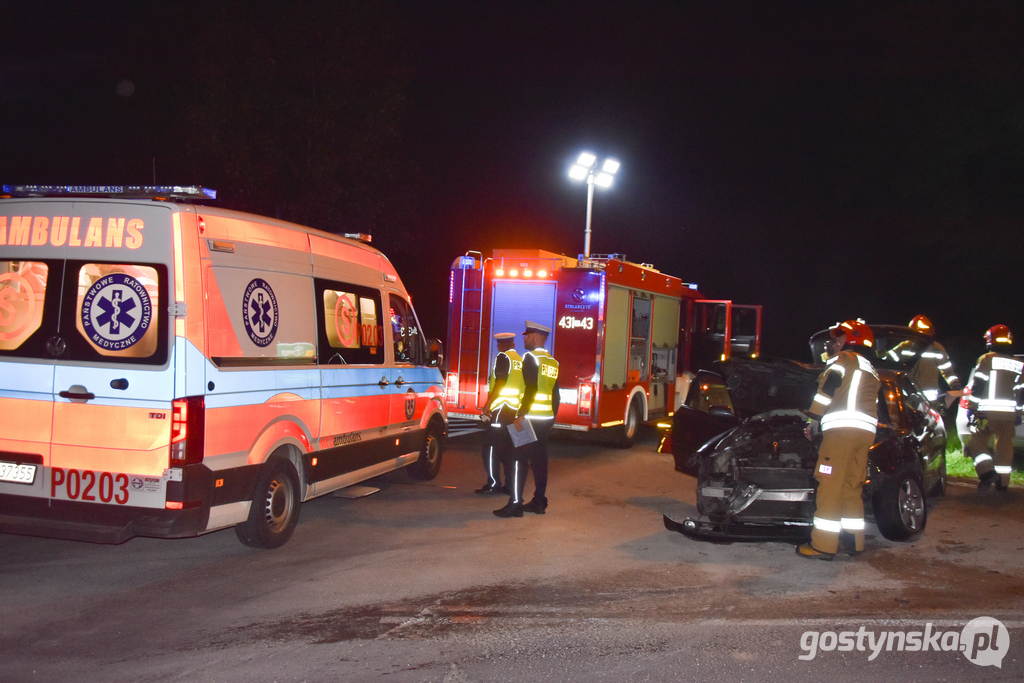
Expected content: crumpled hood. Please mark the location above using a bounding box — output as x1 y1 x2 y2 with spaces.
718 357 821 420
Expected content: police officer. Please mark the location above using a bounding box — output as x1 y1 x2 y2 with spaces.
476 332 523 494
966 325 1023 491
798 320 881 560
903 315 964 406
494 320 560 518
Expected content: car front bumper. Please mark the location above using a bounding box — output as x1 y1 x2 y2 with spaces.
663 512 811 543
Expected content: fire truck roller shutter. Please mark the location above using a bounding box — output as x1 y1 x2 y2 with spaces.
490 281 557 360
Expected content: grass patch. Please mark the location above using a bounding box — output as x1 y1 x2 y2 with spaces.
945 433 1024 485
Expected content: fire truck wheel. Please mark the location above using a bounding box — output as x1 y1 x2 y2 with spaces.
235 457 301 549
408 419 445 480
617 397 643 448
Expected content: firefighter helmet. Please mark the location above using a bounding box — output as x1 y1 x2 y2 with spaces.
837 320 874 348
984 324 1013 347
909 315 934 336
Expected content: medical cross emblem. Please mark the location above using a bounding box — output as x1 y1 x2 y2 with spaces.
80 273 152 350
97 288 137 334
242 278 279 347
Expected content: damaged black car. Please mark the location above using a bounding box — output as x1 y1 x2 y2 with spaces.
662 354 947 543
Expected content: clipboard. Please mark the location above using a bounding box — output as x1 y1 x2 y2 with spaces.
508 419 538 447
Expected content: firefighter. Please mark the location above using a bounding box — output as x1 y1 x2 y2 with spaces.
476 333 524 494
902 315 964 405
798 320 881 560
966 325 1023 491
494 321 560 518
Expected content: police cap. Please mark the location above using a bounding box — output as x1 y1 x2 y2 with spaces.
523 320 551 335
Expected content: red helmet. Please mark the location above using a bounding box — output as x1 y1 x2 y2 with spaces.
984 325 1013 347
909 315 934 336
836 320 874 348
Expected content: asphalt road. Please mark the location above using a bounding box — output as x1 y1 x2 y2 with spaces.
2 428 1022 682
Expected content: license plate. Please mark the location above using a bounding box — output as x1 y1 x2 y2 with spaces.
0 461 38 485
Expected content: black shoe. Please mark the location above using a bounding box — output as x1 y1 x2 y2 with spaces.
493 503 523 518
978 470 999 491
475 483 502 494
523 498 547 514
839 532 863 556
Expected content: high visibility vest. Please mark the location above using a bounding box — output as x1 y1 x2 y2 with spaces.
810 350 880 433
525 348 559 420
488 350 524 412
967 352 1024 415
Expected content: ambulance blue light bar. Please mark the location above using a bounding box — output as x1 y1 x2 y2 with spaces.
2 185 217 200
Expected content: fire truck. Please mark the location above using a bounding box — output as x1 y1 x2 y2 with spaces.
446 249 762 446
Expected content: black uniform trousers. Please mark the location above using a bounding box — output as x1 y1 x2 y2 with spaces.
481 405 517 488
510 418 554 504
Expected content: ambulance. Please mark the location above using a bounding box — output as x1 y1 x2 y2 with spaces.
446 249 761 446
0 185 447 548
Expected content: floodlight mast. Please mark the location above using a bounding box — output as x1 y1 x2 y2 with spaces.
568 153 619 258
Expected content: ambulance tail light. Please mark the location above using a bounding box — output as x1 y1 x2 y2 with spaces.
578 382 595 417
170 396 206 465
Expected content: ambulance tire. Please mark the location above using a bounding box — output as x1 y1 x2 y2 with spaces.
872 468 926 541
616 397 643 448
408 420 444 481
235 457 301 549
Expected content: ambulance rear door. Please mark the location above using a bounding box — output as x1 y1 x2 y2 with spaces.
1 199 176 510
0 204 60 497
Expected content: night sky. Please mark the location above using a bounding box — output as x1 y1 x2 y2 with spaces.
4 1 1023 376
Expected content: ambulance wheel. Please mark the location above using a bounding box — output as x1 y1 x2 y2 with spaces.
616 397 642 448
872 468 926 541
235 457 301 549
408 420 444 480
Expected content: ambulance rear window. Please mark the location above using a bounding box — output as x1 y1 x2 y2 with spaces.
0 259 168 364
0 261 48 351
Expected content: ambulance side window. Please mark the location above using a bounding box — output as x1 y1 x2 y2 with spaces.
0 260 49 352
388 295 425 366
315 278 384 365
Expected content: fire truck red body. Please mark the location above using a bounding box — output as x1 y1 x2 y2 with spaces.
446 249 762 445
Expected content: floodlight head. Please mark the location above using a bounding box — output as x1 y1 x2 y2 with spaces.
595 173 614 188
576 152 597 168
602 158 620 175
568 164 590 181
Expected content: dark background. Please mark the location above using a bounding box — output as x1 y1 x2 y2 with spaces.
3 1 1022 375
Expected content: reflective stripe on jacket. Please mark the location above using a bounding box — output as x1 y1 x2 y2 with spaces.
488 350 524 412
523 348 559 420
967 352 1024 415
911 341 962 401
809 350 880 433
